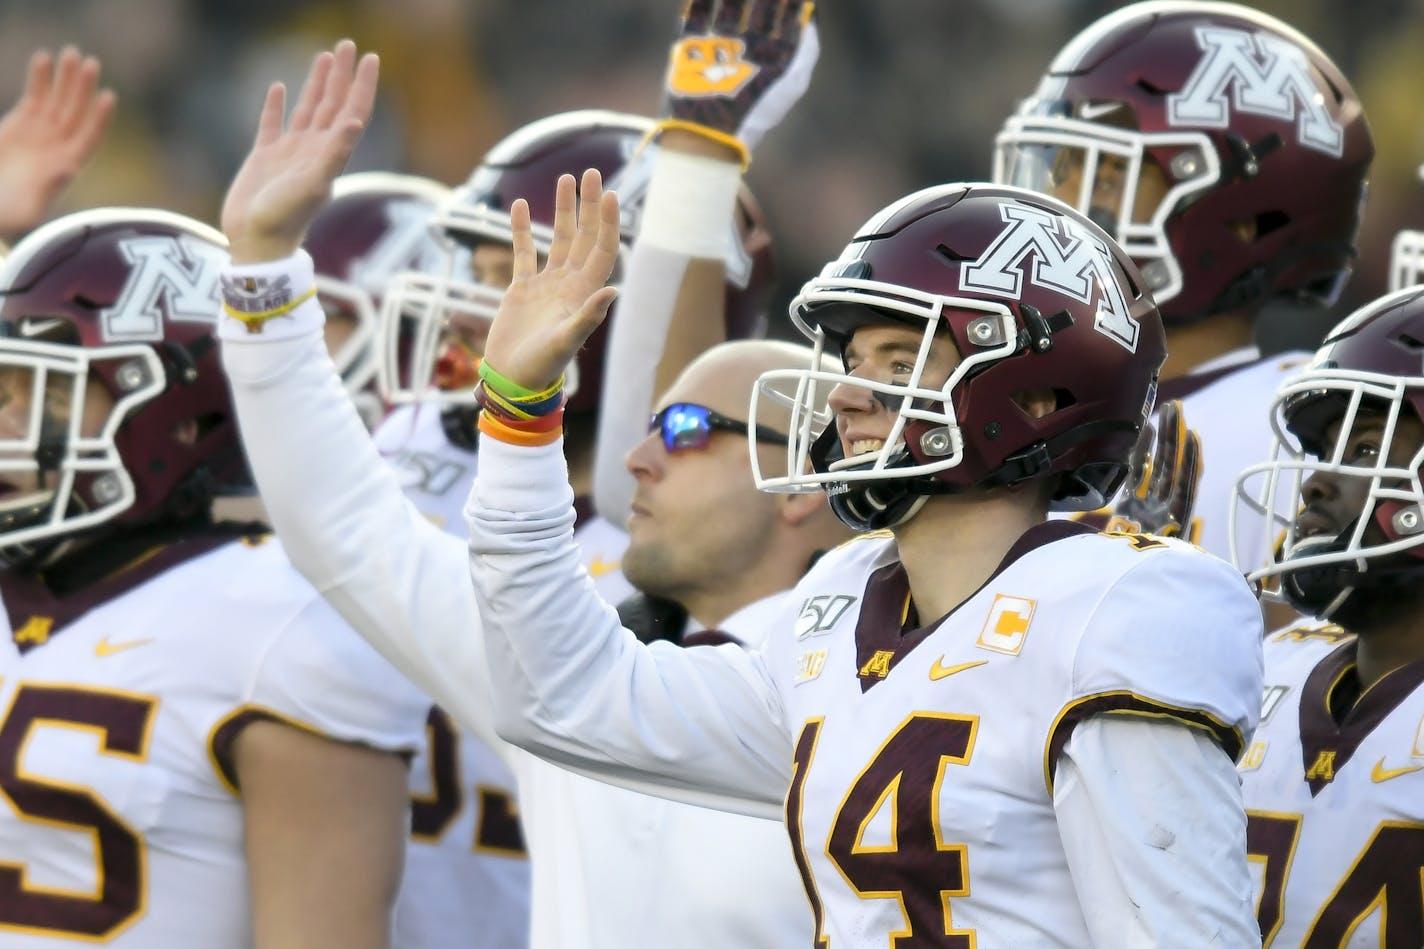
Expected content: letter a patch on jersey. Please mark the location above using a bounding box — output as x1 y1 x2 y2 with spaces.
1305 749 1337 783
960 203 1139 352
1167 25 1344 157
859 650 894 680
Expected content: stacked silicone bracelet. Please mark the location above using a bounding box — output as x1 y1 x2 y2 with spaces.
475 361 566 447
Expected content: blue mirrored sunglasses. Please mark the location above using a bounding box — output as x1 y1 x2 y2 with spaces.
649 402 789 453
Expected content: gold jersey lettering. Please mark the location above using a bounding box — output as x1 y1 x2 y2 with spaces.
859 650 895 679
1305 749 1337 782
13 616 53 646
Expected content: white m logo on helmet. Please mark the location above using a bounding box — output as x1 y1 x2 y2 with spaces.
1167 25 1343 157
961 203 1139 352
102 236 225 342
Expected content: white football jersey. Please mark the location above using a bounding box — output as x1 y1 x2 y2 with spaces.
762 523 1262 945
1240 622 1424 948
397 705 530 949
0 533 428 947
1170 346 1312 564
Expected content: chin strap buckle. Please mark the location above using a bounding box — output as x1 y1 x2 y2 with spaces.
998 441 1052 485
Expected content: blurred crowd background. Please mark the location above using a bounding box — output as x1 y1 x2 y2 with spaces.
2 0 1422 338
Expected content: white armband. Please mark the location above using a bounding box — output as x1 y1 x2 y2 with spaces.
636 147 743 262
218 250 324 342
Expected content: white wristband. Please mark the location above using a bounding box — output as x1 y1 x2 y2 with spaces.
218 249 323 342
636 146 743 262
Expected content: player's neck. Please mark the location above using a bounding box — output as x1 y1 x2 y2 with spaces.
892 491 1046 622
1350 614 1424 692
1162 308 1253 379
679 527 824 630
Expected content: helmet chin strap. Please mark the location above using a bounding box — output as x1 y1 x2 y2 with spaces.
1280 509 1424 621
1281 550 1361 620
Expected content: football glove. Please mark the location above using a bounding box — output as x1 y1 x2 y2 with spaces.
657 0 819 166
1107 398 1203 540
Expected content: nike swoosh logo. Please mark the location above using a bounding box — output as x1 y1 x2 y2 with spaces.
588 558 620 578
95 635 153 658
929 658 987 681
1371 757 1423 783
1078 102 1123 121
20 318 65 338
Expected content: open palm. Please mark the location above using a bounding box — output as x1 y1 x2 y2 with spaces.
221 40 378 264
0 47 115 244
481 168 623 391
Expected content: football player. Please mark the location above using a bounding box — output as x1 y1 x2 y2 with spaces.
372 104 776 568
463 170 1265 946
367 106 774 608
1232 285 1424 946
0 209 431 948
217 8 831 946
994 0 1372 581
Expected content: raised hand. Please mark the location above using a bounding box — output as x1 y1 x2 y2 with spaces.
659 0 819 163
1108 399 1203 540
220 40 378 264
479 169 621 392
0 47 116 245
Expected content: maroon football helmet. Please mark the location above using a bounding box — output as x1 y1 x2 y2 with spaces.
752 183 1166 531
994 1 1372 324
306 172 451 428
0 208 240 564
1235 285 1424 617
379 109 775 419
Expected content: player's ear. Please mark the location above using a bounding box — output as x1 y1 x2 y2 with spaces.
777 490 827 527
172 418 200 446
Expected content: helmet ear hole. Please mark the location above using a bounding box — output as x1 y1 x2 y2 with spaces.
1011 388 1058 420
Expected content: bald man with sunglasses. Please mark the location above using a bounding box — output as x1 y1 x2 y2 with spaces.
619 342 849 642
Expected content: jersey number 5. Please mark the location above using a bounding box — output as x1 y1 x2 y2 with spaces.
0 681 157 940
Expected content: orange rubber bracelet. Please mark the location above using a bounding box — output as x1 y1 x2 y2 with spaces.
478 408 565 446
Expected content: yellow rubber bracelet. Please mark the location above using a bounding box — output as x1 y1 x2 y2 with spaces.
222 286 318 330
